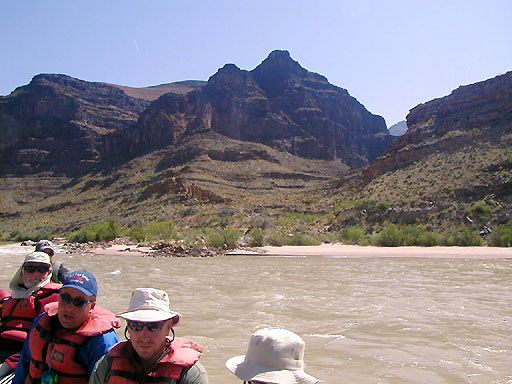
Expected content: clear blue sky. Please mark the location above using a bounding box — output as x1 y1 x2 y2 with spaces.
1 0 510 126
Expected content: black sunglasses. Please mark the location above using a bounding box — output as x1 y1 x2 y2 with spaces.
59 292 93 308
127 320 166 332
23 265 50 274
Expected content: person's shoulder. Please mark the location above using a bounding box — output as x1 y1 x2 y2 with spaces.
180 361 208 384
94 353 113 369
91 328 119 341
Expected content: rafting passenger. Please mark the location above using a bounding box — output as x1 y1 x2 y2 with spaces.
90 288 208 384
34 240 70 283
13 270 120 384
0 252 61 378
226 327 320 384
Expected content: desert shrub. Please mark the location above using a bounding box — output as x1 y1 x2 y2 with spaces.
275 212 319 228
263 230 320 246
145 221 177 241
127 226 145 242
287 232 321 246
96 220 120 241
204 228 242 249
376 200 391 211
69 228 96 243
416 231 442 246
470 201 493 217
352 198 371 210
401 225 424 245
488 224 511 247
265 231 290 246
447 225 483 246
204 231 224 248
223 228 242 248
9 230 53 242
69 220 120 243
373 223 403 247
339 226 368 245
179 228 206 247
249 228 265 247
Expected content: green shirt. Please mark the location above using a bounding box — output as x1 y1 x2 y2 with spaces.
89 354 208 384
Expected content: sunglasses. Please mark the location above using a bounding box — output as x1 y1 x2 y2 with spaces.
23 265 50 274
59 292 93 308
127 320 166 332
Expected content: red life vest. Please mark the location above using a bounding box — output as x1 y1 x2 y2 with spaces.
0 282 61 344
106 338 202 384
25 304 118 384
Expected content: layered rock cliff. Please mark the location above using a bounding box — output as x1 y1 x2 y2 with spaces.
133 50 392 168
364 71 512 181
0 74 150 174
1 51 392 176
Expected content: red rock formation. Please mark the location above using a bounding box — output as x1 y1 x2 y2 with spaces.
364 71 512 182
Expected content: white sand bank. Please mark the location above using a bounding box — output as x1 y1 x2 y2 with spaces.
228 243 512 258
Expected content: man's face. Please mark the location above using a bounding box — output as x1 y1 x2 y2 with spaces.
57 287 95 329
22 263 51 288
128 319 172 363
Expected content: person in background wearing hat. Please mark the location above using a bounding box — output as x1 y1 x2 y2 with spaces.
90 288 208 384
12 270 120 384
226 327 320 384
35 240 70 283
0 252 61 377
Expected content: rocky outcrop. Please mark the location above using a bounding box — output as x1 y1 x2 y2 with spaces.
0 74 150 175
131 50 393 168
1 51 393 176
364 71 512 181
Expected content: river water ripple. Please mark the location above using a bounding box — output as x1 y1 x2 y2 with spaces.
1 243 510 383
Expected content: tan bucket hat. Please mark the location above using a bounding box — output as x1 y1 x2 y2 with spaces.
226 327 320 384
24 251 51 265
117 288 182 325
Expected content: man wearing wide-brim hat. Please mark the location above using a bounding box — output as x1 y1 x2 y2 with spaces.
226 327 320 384
90 288 208 384
0 252 61 374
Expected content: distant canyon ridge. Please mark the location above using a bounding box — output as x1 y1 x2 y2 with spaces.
0 50 510 238
0 50 394 176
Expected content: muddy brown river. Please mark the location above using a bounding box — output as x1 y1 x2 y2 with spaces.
1 243 510 383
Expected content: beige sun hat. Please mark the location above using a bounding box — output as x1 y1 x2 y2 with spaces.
226 327 320 384
24 251 52 265
117 288 182 325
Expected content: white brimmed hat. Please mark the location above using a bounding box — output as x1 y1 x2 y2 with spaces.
24 252 52 266
226 327 320 384
117 288 182 325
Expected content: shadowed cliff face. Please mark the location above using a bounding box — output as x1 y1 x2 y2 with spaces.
364 71 512 182
0 74 150 175
0 52 392 176
132 50 393 167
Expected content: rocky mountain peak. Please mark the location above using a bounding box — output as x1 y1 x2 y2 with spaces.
253 50 306 76
205 63 255 92
1 51 393 175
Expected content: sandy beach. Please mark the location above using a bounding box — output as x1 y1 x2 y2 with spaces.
85 242 512 258
228 243 512 258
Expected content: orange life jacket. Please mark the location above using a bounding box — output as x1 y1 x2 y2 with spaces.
106 338 202 384
0 282 61 343
26 304 118 384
